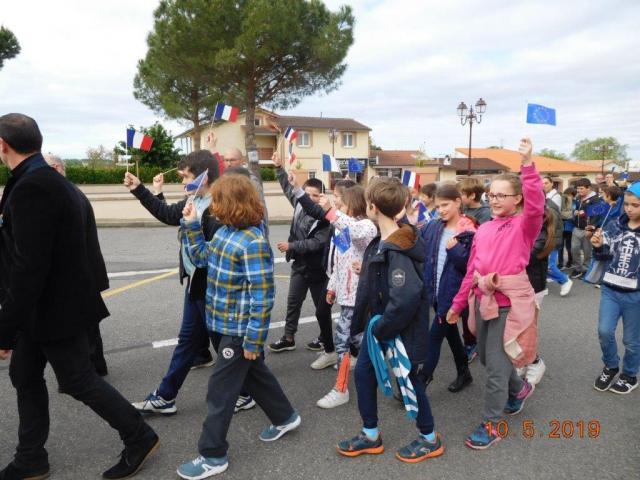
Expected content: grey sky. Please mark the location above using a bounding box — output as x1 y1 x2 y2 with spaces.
2 0 639 161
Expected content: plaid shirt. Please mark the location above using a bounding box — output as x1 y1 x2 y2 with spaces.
181 219 275 353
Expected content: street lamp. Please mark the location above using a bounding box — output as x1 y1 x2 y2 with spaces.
328 128 338 157
594 143 611 175
457 98 487 176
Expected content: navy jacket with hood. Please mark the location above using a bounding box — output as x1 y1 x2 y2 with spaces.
420 220 475 320
593 213 640 292
351 223 430 363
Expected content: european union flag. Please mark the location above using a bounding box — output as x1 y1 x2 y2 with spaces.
586 202 608 217
333 227 351 254
527 103 556 126
348 157 363 173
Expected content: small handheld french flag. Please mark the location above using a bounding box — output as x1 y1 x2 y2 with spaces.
402 170 420 189
322 153 341 172
288 142 296 165
126 128 153 151
284 127 297 143
213 102 239 122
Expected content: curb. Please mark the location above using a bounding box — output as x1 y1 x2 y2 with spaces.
97 218 293 228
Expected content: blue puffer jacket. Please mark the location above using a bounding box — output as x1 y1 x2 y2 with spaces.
420 220 474 320
593 214 640 292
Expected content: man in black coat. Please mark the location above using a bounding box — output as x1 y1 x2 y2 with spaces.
44 153 109 376
0 114 158 480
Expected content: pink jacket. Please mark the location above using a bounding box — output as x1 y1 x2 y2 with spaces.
325 209 378 307
467 270 538 367
451 163 544 314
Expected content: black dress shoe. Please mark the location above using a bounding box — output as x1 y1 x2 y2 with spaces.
448 369 473 393
0 463 49 480
102 432 159 479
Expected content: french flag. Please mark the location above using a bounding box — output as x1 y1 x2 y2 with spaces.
284 126 297 143
402 170 420 189
126 128 153 151
288 142 296 165
214 102 239 122
322 153 340 172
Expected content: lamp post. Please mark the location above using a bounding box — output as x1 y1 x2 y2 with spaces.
594 143 610 175
328 128 338 157
457 98 487 177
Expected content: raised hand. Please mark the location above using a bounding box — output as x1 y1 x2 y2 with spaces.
519 137 533 166
319 194 332 212
182 202 197 222
272 152 283 168
123 172 141 191
153 173 164 193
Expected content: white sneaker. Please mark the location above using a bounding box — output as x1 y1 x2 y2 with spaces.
516 366 527 377
316 388 349 409
560 279 573 297
311 351 338 370
526 358 546 385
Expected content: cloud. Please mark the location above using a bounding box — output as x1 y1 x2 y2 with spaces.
1 0 638 160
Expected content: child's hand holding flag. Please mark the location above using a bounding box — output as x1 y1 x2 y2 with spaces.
182 202 197 223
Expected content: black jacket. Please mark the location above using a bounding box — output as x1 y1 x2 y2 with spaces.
351 224 430 363
130 184 221 300
526 220 549 294
574 193 605 229
276 167 331 281
0 154 109 348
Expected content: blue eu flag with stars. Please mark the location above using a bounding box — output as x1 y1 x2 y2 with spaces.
527 103 556 126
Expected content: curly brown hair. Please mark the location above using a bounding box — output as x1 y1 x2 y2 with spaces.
209 174 264 228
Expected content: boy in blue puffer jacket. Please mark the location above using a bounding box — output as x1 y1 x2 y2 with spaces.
336 177 444 464
421 184 476 393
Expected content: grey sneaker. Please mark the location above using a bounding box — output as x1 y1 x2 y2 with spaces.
259 411 301 442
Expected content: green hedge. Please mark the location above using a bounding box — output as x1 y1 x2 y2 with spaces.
0 165 277 185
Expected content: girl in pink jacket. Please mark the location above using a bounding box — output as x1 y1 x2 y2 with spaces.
447 138 544 450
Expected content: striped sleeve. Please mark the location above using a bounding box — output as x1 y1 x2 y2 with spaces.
242 236 275 353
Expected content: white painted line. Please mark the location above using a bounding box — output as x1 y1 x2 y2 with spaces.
108 268 177 279
109 258 286 279
152 312 340 349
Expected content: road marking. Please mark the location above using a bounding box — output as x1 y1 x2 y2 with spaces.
152 312 340 349
108 268 177 279
102 270 179 299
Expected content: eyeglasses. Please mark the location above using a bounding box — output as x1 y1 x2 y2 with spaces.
487 193 519 201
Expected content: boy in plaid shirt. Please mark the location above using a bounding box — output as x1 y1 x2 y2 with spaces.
176 174 300 479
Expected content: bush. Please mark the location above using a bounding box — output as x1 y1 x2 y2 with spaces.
260 167 276 182
0 164 275 185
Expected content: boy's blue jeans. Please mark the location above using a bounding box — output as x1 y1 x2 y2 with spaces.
354 333 435 435
548 250 569 285
157 288 209 400
598 285 640 377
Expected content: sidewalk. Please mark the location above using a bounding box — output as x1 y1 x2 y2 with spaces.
85 183 294 227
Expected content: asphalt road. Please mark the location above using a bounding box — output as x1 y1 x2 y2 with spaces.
0 225 638 480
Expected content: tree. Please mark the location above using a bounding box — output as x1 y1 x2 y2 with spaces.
0 26 20 71
114 123 181 169
213 0 355 178
537 148 567 160
369 137 382 151
133 1 232 151
571 137 629 163
86 145 114 168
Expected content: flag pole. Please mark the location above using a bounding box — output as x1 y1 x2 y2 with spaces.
161 167 178 176
125 131 129 174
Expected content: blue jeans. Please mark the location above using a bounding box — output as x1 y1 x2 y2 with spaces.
354 332 435 435
157 287 209 400
547 250 569 285
598 285 640 377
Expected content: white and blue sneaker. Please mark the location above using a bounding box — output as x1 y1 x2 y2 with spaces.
259 411 301 442
234 395 256 413
132 390 177 415
177 455 228 479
